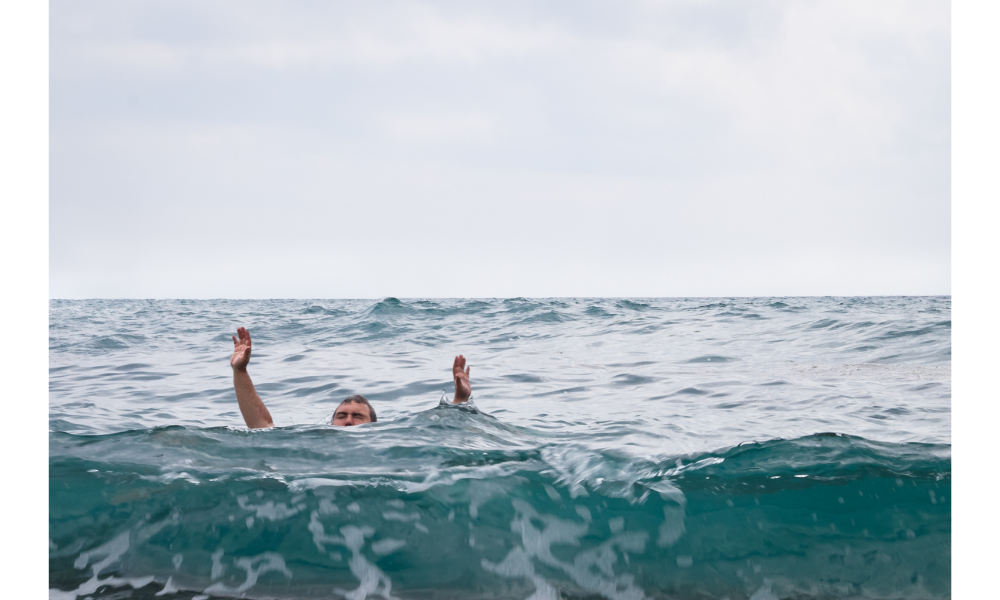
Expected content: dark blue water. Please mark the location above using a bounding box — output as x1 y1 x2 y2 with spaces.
50 297 950 599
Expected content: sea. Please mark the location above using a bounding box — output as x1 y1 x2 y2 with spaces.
49 297 951 600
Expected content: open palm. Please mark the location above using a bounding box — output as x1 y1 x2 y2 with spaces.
231 327 252 371
453 355 471 403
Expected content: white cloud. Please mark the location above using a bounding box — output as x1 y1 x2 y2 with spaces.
59 1 568 72
377 112 499 145
49 0 950 298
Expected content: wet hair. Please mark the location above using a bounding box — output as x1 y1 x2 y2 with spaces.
336 394 377 422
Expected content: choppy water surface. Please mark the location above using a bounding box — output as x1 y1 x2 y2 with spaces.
50 297 951 600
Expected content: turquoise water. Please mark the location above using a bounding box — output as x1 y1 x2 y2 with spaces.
49 297 951 599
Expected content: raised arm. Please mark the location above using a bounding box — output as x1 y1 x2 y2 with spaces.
452 355 471 404
231 327 274 428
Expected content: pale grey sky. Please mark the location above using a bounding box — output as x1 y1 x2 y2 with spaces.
49 0 950 298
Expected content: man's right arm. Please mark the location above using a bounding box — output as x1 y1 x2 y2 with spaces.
231 327 274 429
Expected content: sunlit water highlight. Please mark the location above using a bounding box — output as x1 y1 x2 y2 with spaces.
50 297 950 599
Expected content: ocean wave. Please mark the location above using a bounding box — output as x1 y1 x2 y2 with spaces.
49 297 951 599
50 421 950 600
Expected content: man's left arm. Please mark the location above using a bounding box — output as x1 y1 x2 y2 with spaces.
452 355 471 404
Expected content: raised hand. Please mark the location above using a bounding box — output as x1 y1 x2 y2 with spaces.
229 327 273 428
452 355 471 404
231 327 252 371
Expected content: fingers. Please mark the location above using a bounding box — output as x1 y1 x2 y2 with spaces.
235 327 252 347
452 357 470 376
232 335 238 346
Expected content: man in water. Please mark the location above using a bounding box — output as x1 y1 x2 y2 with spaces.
230 327 472 428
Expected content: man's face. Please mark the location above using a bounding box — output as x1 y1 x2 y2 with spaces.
332 401 372 427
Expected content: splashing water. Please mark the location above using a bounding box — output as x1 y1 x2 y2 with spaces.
50 297 950 599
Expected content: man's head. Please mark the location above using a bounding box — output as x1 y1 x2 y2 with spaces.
332 394 376 426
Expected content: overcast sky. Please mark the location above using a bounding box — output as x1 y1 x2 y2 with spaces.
49 0 950 298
